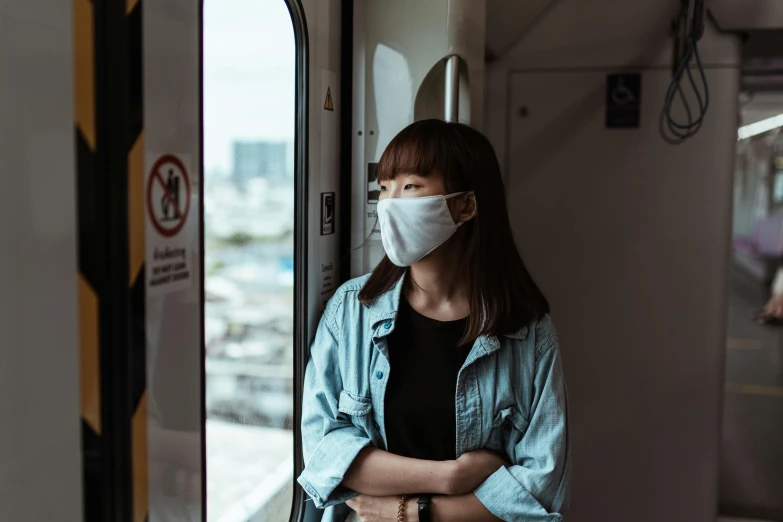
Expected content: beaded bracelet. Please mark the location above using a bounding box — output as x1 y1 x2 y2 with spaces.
397 494 408 522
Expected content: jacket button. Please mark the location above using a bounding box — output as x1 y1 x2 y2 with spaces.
383 322 392 329
375 371 383 379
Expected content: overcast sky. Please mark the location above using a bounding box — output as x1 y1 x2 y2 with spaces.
203 0 295 174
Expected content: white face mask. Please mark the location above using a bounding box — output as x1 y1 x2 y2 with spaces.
377 191 468 267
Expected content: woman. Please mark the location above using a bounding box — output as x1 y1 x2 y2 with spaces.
298 120 570 522
759 266 783 323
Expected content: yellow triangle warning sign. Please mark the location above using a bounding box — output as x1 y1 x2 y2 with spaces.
324 87 334 111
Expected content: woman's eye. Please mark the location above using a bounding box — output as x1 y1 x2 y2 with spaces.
404 184 417 190
379 185 387 191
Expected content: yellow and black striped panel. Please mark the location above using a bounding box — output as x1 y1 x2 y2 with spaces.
73 0 99 436
127 0 148 520
74 0 148 520
73 0 103 520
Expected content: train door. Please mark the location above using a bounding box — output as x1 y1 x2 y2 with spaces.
201 0 332 520
67 0 340 520
201 0 302 517
158 0 342 520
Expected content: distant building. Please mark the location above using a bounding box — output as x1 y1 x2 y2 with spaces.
232 141 290 181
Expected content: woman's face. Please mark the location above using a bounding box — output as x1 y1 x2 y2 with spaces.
378 171 476 225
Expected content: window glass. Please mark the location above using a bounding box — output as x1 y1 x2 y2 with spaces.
203 1 295 519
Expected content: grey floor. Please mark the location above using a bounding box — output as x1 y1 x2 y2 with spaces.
720 268 783 520
719 519 776 522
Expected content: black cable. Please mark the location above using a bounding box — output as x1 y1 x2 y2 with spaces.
663 50 705 142
660 0 709 144
662 40 709 140
691 0 705 40
660 79 696 145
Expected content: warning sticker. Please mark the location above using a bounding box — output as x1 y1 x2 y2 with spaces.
321 192 335 235
145 153 194 296
324 86 334 111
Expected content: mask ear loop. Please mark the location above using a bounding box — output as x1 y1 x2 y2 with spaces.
446 191 477 227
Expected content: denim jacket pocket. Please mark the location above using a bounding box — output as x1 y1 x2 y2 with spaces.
338 390 372 416
338 390 382 447
486 406 530 462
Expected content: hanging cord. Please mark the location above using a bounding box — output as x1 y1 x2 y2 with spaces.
660 0 709 144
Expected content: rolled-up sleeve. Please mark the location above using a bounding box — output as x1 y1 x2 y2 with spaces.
474 323 571 521
297 301 372 509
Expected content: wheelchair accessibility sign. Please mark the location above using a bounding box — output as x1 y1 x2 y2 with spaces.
606 73 641 129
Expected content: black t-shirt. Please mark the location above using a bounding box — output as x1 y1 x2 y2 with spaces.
384 297 472 461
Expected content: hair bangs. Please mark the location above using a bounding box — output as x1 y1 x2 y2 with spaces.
376 120 462 190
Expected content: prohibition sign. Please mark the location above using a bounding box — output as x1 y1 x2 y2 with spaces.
146 154 191 237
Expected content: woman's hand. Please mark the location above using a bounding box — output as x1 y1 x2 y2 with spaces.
763 293 783 321
446 450 509 496
346 494 417 522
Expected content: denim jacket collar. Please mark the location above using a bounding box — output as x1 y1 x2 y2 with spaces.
365 274 529 349
367 274 405 337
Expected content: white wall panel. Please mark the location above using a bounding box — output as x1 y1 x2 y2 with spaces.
0 1 83 521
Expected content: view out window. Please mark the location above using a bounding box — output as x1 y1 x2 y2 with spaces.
203 0 296 519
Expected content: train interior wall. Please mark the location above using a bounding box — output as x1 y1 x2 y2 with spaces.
485 1 740 520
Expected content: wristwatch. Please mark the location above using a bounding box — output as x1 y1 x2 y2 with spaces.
417 494 432 522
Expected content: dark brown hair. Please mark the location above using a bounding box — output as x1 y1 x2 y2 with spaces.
358 119 549 342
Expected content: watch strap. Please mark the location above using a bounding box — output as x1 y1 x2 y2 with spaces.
417 494 432 522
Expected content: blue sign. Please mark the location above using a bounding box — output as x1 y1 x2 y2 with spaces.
606 74 641 129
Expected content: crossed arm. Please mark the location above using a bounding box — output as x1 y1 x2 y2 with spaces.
341 447 505 522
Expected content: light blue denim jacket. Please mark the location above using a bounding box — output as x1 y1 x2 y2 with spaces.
297 274 571 521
